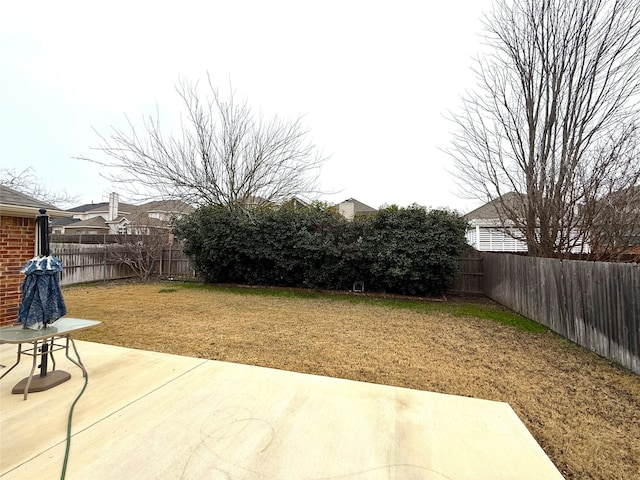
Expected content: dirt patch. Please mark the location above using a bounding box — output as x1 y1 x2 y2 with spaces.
65 282 640 479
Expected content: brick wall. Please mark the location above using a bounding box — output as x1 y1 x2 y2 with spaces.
0 215 35 327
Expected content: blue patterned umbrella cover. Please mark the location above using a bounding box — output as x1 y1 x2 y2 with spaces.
17 255 67 330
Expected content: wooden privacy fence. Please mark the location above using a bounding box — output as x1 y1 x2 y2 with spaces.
51 243 194 286
450 257 483 294
482 252 640 375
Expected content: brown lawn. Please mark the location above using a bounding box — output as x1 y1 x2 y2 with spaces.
64 282 640 480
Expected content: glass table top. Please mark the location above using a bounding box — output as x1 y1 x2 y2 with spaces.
0 318 101 343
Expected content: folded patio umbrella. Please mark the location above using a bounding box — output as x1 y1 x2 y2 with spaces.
17 208 66 330
17 255 67 330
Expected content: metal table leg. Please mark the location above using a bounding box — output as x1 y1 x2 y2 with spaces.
65 338 87 377
0 343 24 380
22 341 40 401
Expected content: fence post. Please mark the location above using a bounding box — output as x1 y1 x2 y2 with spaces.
103 237 108 283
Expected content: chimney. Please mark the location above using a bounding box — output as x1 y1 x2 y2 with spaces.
108 192 119 221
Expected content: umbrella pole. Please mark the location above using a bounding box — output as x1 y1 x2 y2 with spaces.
39 344 49 378
36 209 51 378
36 208 50 256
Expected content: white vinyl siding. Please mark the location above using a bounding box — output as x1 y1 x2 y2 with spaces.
466 226 528 252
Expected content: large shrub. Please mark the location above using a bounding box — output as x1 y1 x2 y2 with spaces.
358 205 468 295
173 206 246 283
174 203 468 295
174 203 355 288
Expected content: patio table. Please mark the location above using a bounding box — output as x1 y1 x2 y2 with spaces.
0 318 100 400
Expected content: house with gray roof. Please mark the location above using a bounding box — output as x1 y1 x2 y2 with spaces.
336 198 377 220
52 193 194 235
464 192 529 252
465 192 591 254
0 185 70 219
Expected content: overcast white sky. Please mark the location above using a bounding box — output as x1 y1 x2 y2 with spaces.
0 0 493 213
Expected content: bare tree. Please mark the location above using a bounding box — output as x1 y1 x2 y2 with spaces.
447 0 640 258
0 167 79 208
78 75 324 210
107 216 171 281
586 185 640 260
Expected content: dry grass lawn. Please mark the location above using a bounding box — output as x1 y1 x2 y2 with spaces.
64 282 640 480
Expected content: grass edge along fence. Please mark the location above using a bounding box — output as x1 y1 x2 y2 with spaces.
482 252 640 375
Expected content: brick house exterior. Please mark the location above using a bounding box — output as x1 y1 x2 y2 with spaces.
0 186 70 327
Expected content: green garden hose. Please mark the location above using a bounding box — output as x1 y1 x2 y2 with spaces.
60 339 88 480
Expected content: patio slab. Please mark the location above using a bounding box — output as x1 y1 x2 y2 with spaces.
1 340 563 479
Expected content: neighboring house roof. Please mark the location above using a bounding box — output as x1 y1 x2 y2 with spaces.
343 198 376 212
239 195 273 207
465 192 591 254
0 185 72 218
464 192 525 221
281 197 309 209
105 215 129 225
109 213 168 228
82 202 136 216
60 194 193 234
464 193 527 252
63 216 110 231
66 202 109 213
280 197 311 210
336 198 377 220
599 185 640 208
140 200 195 215
68 199 193 217
51 217 81 227
136 216 169 228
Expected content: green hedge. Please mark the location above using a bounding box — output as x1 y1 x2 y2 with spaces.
174 203 468 296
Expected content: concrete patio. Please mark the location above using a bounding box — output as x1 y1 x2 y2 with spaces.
0 339 563 479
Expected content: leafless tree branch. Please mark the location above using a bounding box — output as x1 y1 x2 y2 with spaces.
0 167 79 208
446 0 640 258
107 217 171 281
77 75 325 210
